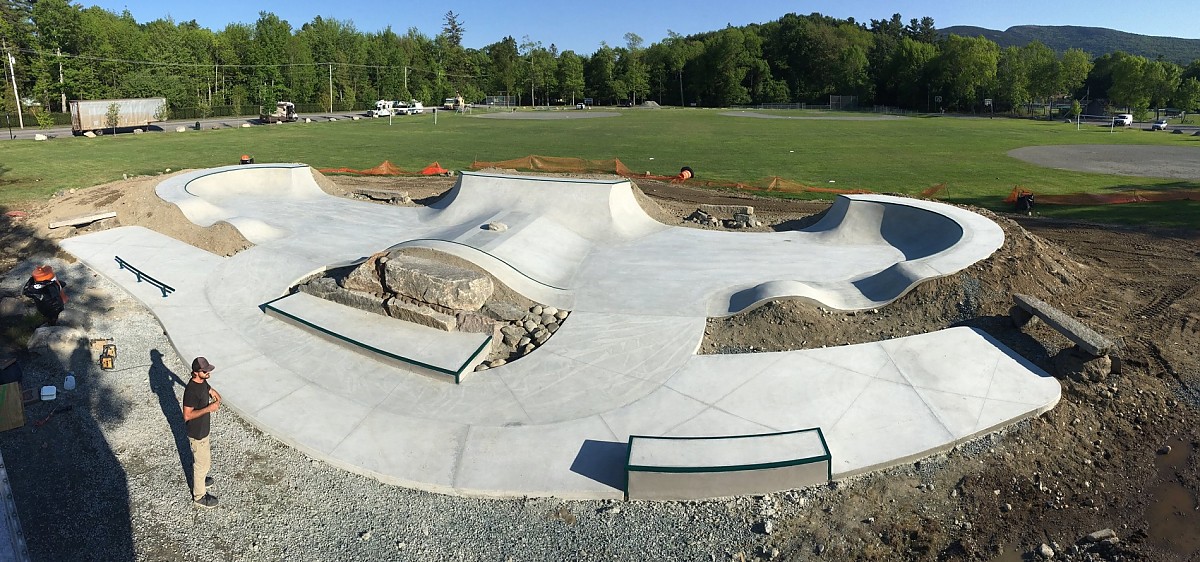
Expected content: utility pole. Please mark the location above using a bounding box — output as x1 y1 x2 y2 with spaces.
328 64 333 113
404 66 408 94
7 48 22 129
58 48 65 113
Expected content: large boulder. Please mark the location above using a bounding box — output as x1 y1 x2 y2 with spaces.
1053 346 1112 382
382 253 494 311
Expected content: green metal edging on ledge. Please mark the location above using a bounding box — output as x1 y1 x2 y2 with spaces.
259 293 489 383
625 427 831 475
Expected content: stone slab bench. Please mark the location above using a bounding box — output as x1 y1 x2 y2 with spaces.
1012 293 1114 356
262 292 491 383
625 428 831 500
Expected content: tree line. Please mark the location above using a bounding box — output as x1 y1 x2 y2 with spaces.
2 2 1198 119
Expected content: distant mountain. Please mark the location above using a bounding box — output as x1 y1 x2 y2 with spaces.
938 25 1200 65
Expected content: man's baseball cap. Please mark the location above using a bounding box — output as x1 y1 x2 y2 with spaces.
191 357 215 373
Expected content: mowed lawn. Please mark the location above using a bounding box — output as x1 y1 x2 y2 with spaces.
1 109 1198 227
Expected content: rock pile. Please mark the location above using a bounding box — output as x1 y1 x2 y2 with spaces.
686 204 760 228
483 303 569 370
296 249 568 367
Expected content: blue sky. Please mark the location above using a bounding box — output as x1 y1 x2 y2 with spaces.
88 0 1199 54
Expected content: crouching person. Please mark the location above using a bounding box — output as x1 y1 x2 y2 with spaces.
22 265 67 326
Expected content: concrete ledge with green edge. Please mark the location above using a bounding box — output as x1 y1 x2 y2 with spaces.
261 292 491 384
626 428 831 500
55 164 1061 499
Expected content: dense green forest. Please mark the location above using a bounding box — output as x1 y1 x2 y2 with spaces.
1 1 1198 120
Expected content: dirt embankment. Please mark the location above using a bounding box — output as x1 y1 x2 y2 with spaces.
4 172 1198 561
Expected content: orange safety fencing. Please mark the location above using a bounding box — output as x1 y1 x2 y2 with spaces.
319 160 449 176
469 155 873 195
1003 185 1200 206
324 156 885 196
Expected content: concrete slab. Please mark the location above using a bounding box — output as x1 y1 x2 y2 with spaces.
58 165 1060 499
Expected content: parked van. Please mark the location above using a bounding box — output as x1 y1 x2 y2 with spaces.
1113 114 1133 126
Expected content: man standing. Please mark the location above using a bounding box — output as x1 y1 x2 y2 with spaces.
182 357 220 508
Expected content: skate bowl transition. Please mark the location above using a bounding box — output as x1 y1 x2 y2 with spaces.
61 163 1060 500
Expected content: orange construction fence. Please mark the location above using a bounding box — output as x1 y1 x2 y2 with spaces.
1003 185 1200 206
322 155 876 196
319 160 449 176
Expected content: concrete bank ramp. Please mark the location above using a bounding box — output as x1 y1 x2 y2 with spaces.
420 172 667 242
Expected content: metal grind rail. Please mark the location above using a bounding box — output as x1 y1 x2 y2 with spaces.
114 256 175 297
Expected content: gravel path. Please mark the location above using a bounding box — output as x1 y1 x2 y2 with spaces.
1008 145 1200 178
0 257 769 562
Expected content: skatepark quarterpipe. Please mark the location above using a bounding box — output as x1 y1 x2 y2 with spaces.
60 164 1060 499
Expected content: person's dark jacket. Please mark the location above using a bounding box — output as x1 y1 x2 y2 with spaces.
23 277 66 315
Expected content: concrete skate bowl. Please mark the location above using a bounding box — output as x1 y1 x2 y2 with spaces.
155 164 322 243
721 195 1003 314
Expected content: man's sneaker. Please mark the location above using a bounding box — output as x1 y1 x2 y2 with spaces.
204 476 214 488
193 493 218 509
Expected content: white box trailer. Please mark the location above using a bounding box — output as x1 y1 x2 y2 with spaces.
69 97 167 134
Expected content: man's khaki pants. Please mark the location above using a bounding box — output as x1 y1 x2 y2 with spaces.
189 436 210 501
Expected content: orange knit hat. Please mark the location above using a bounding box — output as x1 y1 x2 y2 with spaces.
32 265 54 282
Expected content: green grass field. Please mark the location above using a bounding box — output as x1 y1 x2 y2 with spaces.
2 109 1198 227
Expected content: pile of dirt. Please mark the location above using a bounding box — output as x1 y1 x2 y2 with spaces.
5 171 1198 561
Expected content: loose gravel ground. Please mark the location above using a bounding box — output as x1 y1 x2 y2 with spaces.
1 259 770 562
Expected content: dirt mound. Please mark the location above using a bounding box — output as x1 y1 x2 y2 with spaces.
702 209 1090 355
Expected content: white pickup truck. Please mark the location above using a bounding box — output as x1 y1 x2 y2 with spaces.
1113 113 1133 126
369 99 425 117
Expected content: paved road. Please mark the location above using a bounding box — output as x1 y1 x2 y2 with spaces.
0 111 383 141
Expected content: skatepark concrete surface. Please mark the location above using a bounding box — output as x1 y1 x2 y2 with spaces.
59 164 1060 499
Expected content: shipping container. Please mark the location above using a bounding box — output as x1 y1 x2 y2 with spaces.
69 98 167 134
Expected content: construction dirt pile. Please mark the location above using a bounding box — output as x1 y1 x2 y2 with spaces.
2 171 1198 561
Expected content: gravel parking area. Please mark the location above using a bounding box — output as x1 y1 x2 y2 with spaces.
1008 145 1200 178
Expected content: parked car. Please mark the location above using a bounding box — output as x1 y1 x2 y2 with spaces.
1113 113 1133 126
1151 118 1169 131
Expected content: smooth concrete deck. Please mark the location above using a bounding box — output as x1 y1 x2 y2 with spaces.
58 164 1060 499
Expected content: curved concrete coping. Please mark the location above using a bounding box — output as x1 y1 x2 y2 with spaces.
710 194 1003 315
626 428 831 500
388 239 575 310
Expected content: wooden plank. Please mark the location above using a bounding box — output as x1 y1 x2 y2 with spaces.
49 211 116 229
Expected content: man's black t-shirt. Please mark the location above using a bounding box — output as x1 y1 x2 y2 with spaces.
183 379 211 440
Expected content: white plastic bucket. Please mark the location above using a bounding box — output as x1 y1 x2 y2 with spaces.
40 385 56 401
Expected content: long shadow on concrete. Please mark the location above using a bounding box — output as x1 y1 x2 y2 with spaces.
148 349 193 490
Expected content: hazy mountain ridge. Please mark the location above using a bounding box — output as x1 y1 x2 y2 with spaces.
939 25 1200 64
